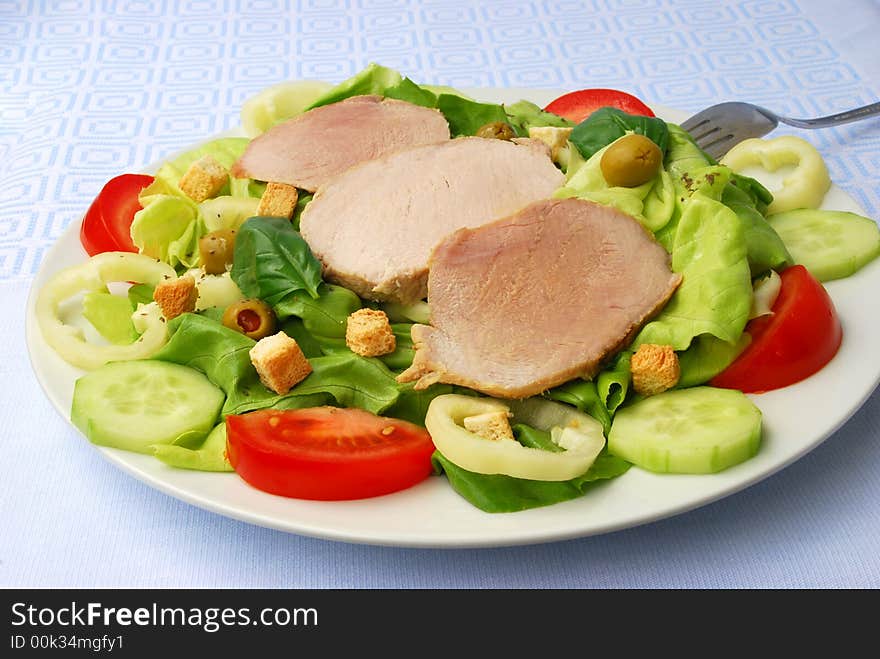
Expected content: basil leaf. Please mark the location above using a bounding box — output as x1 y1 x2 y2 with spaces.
231 216 323 305
569 107 669 160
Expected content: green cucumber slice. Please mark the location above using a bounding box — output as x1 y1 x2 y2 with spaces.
608 387 762 474
71 361 225 454
767 209 880 282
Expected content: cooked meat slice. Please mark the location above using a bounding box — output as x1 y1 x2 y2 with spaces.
231 95 450 192
299 137 564 303
398 198 682 398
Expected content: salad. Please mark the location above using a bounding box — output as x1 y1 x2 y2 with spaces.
34 64 880 514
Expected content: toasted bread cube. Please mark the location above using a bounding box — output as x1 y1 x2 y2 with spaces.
179 155 228 202
463 411 515 442
256 182 299 219
153 274 198 320
345 308 396 357
631 344 680 396
249 332 312 395
528 126 573 163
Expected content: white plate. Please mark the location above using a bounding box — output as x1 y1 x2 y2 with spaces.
25 88 880 548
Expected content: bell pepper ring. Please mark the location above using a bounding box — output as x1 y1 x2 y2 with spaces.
721 135 831 215
36 252 176 370
424 394 605 481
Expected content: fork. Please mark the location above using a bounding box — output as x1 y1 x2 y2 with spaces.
680 101 880 159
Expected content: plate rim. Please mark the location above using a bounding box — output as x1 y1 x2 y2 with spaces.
24 87 880 548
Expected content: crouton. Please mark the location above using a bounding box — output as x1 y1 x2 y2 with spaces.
631 344 680 396
249 332 312 395
463 411 515 442
256 182 299 219
178 155 228 202
345 308 396 357
153 274 198 320
528 126 573 163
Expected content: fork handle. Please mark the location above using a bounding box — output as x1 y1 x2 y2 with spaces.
778 102 880 129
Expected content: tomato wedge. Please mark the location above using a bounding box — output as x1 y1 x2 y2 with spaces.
711 265 842 393
80 173 154 256
226 407 436 500
544 88 655 124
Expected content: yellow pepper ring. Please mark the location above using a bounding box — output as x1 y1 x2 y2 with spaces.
36 252 176 370
721 135 831 215
425 394 605 481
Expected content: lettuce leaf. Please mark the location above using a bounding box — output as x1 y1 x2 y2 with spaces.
273 283 361 334
152 313 400 415
544 379 612 435
555 137 676 233
82 292 138 345
130 194 203 268
436 93 509 136
635 193 752 350
504 99 574 132
152 422 233 472
432 425 631 513
383 77 438 108
138 138 253 205
677 334 751 388
305 62 403 110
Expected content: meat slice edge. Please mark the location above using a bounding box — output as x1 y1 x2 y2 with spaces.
230 95 451 192
299 137 565 304
397 198 682 399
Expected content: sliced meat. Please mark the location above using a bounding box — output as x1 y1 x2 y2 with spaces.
398 198 682 398
231 95 450 192
299 137 565 303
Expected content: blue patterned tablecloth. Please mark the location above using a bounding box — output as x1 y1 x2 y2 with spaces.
2 0 879 588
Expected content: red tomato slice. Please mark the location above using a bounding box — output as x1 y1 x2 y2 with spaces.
711 265 842 394
544 88 656 124
226 407 437 501
80 174 154 256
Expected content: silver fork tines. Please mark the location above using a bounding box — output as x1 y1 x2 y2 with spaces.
680 100 880 159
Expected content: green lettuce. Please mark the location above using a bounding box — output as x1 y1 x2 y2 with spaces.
597 351 632 415
432 424 631 513
384 382 458 427
152 422 233 472
138 138 254 204
436 93 509 136
127 283 155 307
635 193 752 350
383 77 438 108
556 137 676 233
82 292 137 345
152 313 400 415
544 380 612 435
504 99 574 132
274 283 361 335
305 62 403 110
665 123 713 178
677 334 750 388
130 195 203 268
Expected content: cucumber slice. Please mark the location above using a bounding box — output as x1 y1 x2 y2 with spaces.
608 387 761 474
71 361 225 454
767 209 880 282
